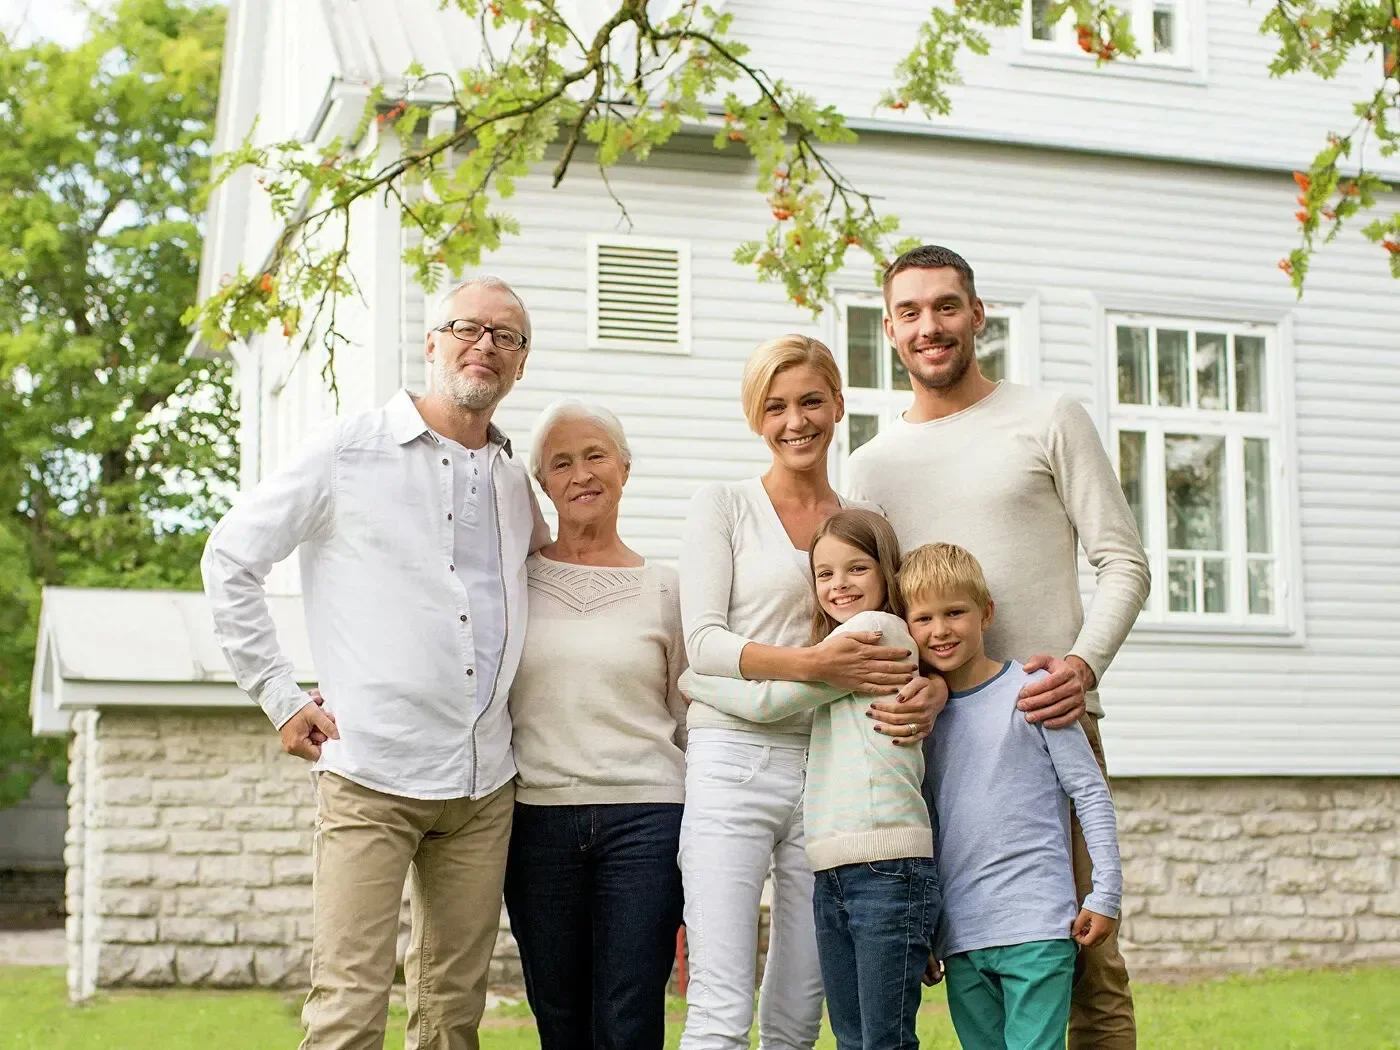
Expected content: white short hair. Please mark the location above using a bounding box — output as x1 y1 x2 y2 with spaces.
530 399 632 484
431 275 531 340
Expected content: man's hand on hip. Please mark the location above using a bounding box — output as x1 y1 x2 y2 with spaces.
280 694 339 761
1017 655 1092 729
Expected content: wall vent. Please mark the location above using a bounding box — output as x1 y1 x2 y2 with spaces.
587 236 691 354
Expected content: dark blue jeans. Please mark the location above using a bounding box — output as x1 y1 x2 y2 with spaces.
812 857 941 1050
503 802 684 1050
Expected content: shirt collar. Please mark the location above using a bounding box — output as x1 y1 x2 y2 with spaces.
385 388 514 457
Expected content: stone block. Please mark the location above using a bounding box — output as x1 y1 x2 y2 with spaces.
100 829 170 854
1372 893 1400 917
175 946 256 987
200 855 273 888
1119 811 1169 835
1120 917 1217 945
99 716 161 738
147 763 226 781
1319 810 1395 834
96 944 175 987
96 738 166 764
174 888 254 918
1355 918 1400 943
153 780 253 806
1266 857 1329 895
243 831 311 855
1178 816 1243 842
100 855 153 888
93 806 160 829
295 916 317 941
1261 785 1327 812
254 945 311 988
226 806 299 831
96 891 161 918
252 887 313 916
1240 812 1319 837
100 918 159 943
162 806 225 830
1330 858 1393 894
99 777 153 806
161 918 238 945
1331 785 1393 810
150 856 200 888
1193 864 1266 897
1311 838 1363 860
170 832 242 855
272 855 313 886
1120 857 1170 895
1223 916 1349 943
1305 893 1370 918
256 779 310 804
237 918 291 945
1146 895 1232 919
1159 791 1205 815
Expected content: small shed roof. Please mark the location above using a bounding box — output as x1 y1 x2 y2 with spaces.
30 587 311 736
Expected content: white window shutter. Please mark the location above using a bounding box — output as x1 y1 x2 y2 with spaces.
587 236 691 354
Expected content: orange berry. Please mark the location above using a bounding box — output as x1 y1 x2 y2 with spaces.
772 208 793 220
1295 210 1309 223
889 99 910 110
1384 241 1400 255
259 273 274 294
728 130 745 142
1278 258 1295 275
1293 172 1311 192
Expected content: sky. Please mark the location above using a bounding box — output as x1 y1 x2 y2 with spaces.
0 0 93 47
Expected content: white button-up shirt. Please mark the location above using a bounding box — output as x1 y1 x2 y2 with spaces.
202 389 548 800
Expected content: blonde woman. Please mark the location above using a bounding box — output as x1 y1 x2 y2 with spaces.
677 336 943 1050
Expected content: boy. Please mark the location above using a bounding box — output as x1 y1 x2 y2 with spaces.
900 542 1122 1050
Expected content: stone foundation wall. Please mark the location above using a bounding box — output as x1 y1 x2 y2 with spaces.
65 707 1399 997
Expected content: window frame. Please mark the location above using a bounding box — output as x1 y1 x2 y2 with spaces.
1106 310 1304 642
830 290 1035 488
585 234 692 355
1014 0 1208 82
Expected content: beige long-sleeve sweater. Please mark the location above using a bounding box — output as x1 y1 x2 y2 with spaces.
507 555 688 805
846 382 1150 717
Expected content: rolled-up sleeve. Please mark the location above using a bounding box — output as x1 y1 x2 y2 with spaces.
201 428 337 729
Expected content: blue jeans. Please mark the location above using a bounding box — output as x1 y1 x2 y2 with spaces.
503 802 684 1050
812 858 941 1050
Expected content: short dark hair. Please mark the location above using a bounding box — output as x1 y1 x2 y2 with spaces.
882 245 976 302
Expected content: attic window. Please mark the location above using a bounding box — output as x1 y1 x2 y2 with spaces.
587 236 691 354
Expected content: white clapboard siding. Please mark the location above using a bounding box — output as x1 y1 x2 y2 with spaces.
381 131 1400 778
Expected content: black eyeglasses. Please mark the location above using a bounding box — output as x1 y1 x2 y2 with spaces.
434 318 528 353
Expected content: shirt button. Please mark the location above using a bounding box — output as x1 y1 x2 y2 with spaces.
442 458 449 466
466 668 474 676
470 486 477 494
449 564 455 572
459 614 467 622
447 513 453 520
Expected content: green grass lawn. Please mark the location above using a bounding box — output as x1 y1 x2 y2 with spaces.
4 965 1398 1049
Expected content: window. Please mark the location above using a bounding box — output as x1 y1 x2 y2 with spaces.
1025 0 1190 65
835 296 1021 461
1109 316 1290 629
586 235 690 354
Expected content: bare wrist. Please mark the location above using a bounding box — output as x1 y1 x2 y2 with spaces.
796 645 821 683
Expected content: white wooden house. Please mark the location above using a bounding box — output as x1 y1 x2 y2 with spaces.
33 0 1400 995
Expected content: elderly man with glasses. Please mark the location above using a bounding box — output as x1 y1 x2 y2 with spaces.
203 275 549 1050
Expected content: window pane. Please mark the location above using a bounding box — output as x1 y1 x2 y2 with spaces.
979 316 1010 382
847 307 882 389
1116 326 1149 405
1031 0 1055 40
1244 437 1272 554
849 413 880 452
1153 5 1176 53
1168 557 1197 612
1165 433 1226 550
890 347 912 392
1157 329 1190 407
1235 335 1266 412
1248 560 1275 615
1118 431 1148 542
1195 332 1227 410
1203 559 1228 613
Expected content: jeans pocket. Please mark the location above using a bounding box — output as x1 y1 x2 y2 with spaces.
687 742 763 786
866 857 917 879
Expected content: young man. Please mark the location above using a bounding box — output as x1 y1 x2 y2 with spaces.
202 276 548 1050
900 542 1122 1050
846 245 1150 1049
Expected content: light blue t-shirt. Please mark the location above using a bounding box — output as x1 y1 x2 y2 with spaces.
927 660 1122 957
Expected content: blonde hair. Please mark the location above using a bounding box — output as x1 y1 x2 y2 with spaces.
898 543 992 612
807 509 905 645
740 334 843 433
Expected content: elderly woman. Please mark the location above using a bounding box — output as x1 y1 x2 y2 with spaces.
504 398 688 1050
677 335 944 1050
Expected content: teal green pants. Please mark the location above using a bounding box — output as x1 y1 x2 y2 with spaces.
943 939 1077 1050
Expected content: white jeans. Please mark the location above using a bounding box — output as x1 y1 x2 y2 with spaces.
679 730 824 1050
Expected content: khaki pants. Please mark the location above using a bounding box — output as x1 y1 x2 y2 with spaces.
1069 715 1137 1050
300 772 515 1050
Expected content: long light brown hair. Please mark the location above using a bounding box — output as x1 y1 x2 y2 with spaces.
807 509 905 645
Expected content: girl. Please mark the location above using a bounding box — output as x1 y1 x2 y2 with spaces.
681 509 941 1050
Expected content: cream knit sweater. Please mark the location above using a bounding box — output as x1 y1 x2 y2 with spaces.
507 555 688 805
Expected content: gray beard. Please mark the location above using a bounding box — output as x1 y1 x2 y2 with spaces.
435 360 501 410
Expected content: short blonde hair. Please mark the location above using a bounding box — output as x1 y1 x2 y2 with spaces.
898 543 992 612
740 334 843 433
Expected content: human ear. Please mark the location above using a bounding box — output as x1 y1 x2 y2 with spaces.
982 598 995 631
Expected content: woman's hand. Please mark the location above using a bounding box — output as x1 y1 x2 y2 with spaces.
868 675 947 746
805 631 917 694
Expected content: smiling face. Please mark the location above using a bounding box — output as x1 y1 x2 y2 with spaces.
884 266 986 394
538 416 629 530
759 364 843 473
905 589 995 679
813 534 887 624
424 284 530 410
